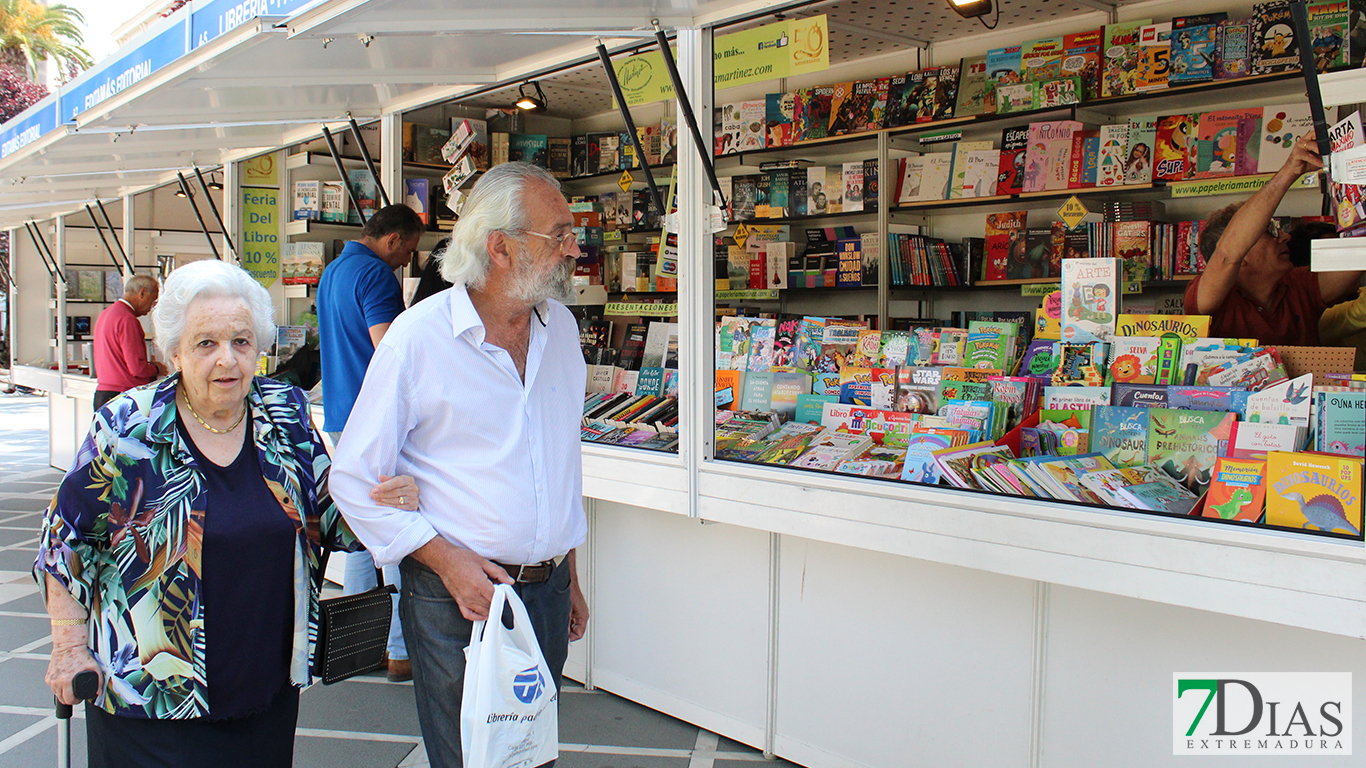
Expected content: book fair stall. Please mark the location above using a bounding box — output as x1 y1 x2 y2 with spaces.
4 0 1366 763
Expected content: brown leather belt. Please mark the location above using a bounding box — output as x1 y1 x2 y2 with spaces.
495 560 557 584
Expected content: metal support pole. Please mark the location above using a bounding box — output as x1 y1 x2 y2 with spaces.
652 22 726 209
86 205 123 271
1289 0 1331 214
322 126 368 225
348 116 390 207
193 167 237 255
596 40 667 219
177 172 222 260
26 221 63 284
96 199 133 274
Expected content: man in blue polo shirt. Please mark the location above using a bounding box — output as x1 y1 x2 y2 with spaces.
317 202 424 681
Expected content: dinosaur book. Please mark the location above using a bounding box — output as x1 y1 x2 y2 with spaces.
1204 457 1267 522
1146 408 1236 496
1265 452 1363 536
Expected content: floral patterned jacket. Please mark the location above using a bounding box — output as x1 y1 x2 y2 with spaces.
34 374 359 719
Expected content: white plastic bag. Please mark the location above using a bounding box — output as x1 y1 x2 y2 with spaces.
461 584 559 768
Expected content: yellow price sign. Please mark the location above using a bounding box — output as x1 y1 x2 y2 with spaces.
1057 196 1089 230
618 170 634 192
733 222 750 249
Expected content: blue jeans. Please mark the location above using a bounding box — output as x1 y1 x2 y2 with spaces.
399 557 571 768
343 549 408 661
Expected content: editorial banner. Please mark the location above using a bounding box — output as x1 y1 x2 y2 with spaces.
241 188 280 288
614 15 829 106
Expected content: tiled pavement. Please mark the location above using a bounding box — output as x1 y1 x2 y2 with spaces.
0 390 791 768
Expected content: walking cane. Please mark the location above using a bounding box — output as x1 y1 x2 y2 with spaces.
56 670 100 768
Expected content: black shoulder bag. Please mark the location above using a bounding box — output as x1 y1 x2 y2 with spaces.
314 551 398 685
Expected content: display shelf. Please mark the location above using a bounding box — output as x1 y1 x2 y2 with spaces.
562 164 676 184
285 152 369 171
727 209 873 227
284 219 361 236
695 459 1366 640
716 72 1308 166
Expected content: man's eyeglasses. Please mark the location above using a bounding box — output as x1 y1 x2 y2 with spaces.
512 229 577 252
1266 219 1284 239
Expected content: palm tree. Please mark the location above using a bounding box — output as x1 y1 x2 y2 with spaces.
0 0 92 82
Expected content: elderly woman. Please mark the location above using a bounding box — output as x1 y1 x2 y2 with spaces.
35 260 418 767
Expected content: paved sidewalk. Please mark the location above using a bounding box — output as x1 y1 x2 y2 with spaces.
0 390 786 768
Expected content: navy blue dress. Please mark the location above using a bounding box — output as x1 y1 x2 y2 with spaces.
86 413 300 768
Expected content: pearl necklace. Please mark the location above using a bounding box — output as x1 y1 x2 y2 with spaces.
182 393 247 434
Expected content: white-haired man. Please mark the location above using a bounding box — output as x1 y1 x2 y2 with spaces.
330 162 589 768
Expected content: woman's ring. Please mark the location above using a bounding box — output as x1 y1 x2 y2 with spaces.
400 496 406 505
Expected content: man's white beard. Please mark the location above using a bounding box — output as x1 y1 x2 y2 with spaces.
512 253 574 305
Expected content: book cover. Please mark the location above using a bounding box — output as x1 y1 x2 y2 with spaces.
1317 390 1366 456
1090 406 1150 466
641 321 679 369
836 238 862 288
346 169 377 224
827 82 859 136
403 178 430 225
1061 257 1120 343
1123 117 1157 184
869 77 892 129
984 211 1027 282
960 149 1001 199
837 367 873 406
1024 120 1082 193
934 64 960 120
1062 30 1104 100
814 323 862 373
1170 23 1217 84
1265 452 1363 534
842 162 864 212
1168 386 1252 416
1135 23 1174 92
804 86 834 141
1214 19 1253 79
884 75 911 128
508 133 549 167
1113 220 1153 282
1252 1 1299 75
985 46 1024 112
1257 104 1314 173
293 180 320 220
1033 77 1081 109
1307 0 1348 71
1146 407 1237 495
796 393 838 424
765 92 795 148
1117 477 1201 514
1204 457 1267 521
741 371 776 412
1227 420 1301 456
1113 383 1169 408
1102 20 1151 97
900 432 955 484
842 80 876 133
995 83 1034 114
997 126 1030 195
1106 337 1160 384
1194 109 1254 177
918 154 953 201
1022 35 1065 82
1097 124 1130 187
1154 114 1198 181
955 56 989 117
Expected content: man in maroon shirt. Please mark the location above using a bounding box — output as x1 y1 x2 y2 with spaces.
92 274 166 409
1186 135 1363 345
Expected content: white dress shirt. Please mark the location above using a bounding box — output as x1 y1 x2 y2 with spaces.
329 285 588 568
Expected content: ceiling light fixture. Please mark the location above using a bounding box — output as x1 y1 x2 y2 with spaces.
174 187 188 198
515 81 548 112
207 174 223 191
946 0 998 28
946 0 992 18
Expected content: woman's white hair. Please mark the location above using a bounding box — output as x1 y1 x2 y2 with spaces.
152 259 276 359
440 161 562 289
